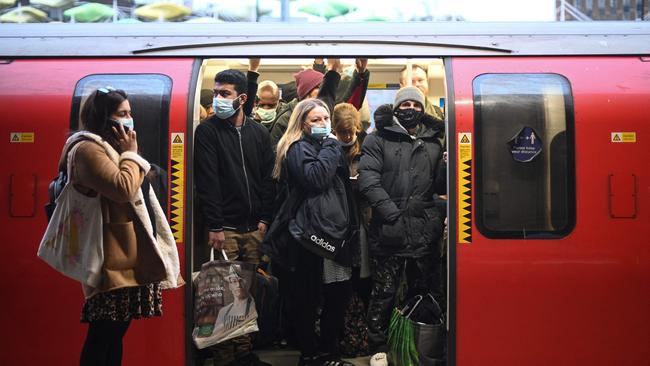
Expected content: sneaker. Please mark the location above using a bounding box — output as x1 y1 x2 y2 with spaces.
369 352 388 366
317 353 354 366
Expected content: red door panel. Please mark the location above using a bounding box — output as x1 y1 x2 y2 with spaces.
0 59 193 366
450 57 650 366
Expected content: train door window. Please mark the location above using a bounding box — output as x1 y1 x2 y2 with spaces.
70 74 172 212
473 74 575 238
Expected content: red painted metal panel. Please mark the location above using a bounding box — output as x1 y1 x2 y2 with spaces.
0 59 193 366
451 57 650 366
10 173 36 217
609 174 637 218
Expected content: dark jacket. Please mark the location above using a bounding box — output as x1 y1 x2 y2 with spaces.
261 136 357 268
194 115 275 233
358 105 446 258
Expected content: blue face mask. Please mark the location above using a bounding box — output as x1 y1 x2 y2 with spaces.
111 118 134 131
310 121 331 140
213 97 241 119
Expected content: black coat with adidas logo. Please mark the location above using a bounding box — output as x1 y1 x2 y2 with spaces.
263 135 355 267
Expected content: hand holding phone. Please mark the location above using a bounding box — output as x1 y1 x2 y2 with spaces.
111 120 138 153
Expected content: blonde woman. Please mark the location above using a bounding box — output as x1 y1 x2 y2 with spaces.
269 98 356 366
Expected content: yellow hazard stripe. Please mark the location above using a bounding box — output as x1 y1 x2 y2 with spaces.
458 133 472 244
170 133 184 242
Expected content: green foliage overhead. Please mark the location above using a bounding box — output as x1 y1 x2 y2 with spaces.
298 0 357 20
63 3 115 23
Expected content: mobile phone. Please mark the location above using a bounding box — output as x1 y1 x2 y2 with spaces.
110 119 130 133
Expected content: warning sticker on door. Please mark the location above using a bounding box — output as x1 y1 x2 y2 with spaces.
10 132 34 143
611 132 636 143
458 133 472 244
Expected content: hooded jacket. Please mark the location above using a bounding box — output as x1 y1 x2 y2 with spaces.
358 104 446 258
194 115 275 233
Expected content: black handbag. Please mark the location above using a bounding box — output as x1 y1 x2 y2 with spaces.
288 174 350 260
409 294 446 365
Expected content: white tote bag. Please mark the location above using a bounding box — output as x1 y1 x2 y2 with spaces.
37 142 104 287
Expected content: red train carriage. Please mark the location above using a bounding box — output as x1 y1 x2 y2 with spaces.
0 22 648 366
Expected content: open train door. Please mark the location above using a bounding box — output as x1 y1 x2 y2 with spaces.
447 56 650 366
0 58 197 366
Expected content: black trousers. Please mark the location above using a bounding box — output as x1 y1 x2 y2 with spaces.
80 320 131 366
292 279 353 357
367 255 438 354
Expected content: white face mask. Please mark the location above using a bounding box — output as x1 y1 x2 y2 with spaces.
256 107 277 122
340 134 357 147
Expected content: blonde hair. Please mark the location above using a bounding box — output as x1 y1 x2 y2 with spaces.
258 80 279 99
332 103 361 163
273 98 330 179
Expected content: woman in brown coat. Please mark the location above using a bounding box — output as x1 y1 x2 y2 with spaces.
62 87 181 366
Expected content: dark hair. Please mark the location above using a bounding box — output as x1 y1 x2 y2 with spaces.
80 88 128 143
214 69 247 95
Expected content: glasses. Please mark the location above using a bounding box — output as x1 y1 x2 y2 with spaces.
97 86 116 94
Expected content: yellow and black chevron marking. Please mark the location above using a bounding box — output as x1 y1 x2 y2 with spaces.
458 133 472 244
170 133 185 242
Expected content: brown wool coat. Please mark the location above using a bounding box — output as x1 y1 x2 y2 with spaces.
60 132 181 297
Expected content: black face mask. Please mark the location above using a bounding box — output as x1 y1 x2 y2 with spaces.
394 108 423 129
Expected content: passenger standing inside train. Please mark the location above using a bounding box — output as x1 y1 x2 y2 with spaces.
331 103 371 303
253 80 285 131
200 89 215 121
268 99 356 366
358 87 446 366
269 58 369 151
194 69 275 366
71 87 181 366
399 64 445 122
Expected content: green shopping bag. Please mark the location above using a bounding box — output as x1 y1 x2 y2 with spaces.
388 294 446 366
388 307 418 366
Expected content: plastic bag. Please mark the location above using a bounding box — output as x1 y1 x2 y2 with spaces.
192 249 259 349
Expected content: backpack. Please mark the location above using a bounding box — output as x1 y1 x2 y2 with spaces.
44 138 86 222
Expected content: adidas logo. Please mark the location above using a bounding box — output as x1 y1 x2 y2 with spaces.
310 235 335 252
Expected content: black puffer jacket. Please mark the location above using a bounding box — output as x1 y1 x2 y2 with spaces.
358 105 445 258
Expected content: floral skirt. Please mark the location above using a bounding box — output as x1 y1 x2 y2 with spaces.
81 283 162 323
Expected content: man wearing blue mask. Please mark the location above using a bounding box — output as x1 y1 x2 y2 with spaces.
194 69 274 366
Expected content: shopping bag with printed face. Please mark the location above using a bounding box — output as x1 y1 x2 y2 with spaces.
192 249 258 349
37 143 104 287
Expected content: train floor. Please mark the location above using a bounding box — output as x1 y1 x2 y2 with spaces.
201 348 370 366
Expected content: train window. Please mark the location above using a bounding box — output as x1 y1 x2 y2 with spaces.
70 74 172 212
473 74 575 238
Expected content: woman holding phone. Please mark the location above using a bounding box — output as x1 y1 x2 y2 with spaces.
61 86 181 366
